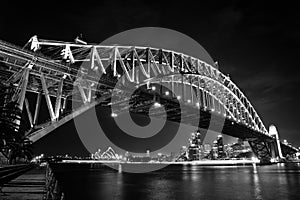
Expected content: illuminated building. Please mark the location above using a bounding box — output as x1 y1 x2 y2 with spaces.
203 143 212 154
217 135 226 158
211 140 218 159
187 130 203 160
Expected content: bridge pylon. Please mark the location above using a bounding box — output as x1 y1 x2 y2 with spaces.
269 124 283 160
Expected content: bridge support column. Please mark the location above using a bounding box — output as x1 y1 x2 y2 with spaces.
62 97 67 111
268 142 277 159
190 78 194 104
54 78 64 119
33 92 41 126
248 139 272 164
24 98 33 128
13 67 30 128
204 91 208 108
269 125 283 159
40 73 56 121
17 68 30 111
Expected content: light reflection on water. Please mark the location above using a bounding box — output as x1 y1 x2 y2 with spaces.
52 163 300 200
253 173 262 200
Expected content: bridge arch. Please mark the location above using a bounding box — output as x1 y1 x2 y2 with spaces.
25 37 269 136
134 72 267 135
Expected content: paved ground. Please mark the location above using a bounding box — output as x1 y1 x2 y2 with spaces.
1 167 46 200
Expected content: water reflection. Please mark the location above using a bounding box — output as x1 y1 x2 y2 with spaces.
147 176 176 199
114 173 123 199
52 163 300 200
252 173 262 200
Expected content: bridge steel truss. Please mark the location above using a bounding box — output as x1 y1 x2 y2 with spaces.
0 36 297 162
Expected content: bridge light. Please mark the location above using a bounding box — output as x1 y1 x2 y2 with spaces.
75 36 87 45
154 102 161 108
111 113 118 117
151 86 156 91
62 74 67 79
165 91 170 96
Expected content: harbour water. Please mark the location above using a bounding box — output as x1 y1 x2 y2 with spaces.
50 162 300 200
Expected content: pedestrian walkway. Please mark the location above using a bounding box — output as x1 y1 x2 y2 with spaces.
1 167 46 200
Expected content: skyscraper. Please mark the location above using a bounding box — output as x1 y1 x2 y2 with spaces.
211 140 218 160
187 130 202 160
217 135 225 158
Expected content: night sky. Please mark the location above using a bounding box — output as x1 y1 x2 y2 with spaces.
1 0 300 154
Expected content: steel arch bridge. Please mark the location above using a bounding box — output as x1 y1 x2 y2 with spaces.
0 36 297 163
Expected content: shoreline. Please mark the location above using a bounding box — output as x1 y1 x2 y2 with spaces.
58 159 262 166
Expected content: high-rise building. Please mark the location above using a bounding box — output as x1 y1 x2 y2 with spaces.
203 143 212 154
211 140 218 159
217 135 226 158
187 130 203 160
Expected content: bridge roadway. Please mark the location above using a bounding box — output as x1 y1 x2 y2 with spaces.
0 38 298 162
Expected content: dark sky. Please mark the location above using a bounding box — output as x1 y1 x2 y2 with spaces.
1 0 300 152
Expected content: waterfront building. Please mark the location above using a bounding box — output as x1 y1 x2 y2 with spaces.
211 140 218 159
187 130 203 160
203 143 212 154
217 135 226 158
